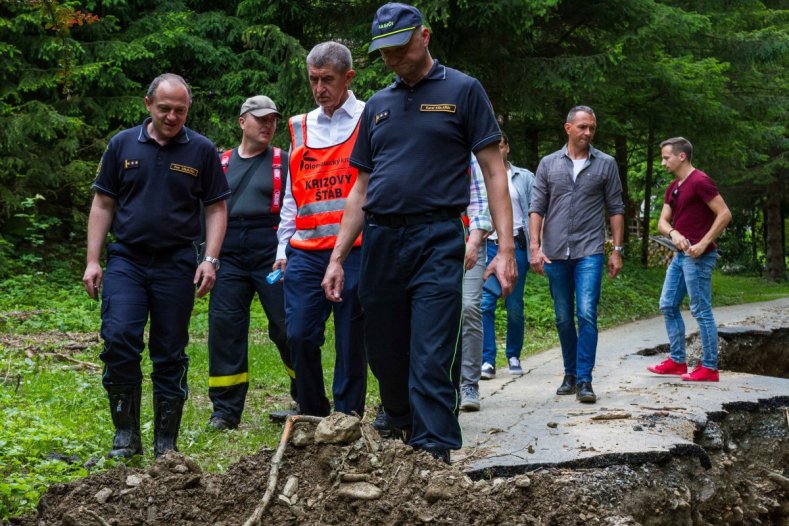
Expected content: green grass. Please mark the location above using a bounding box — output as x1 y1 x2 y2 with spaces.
1 260 787 520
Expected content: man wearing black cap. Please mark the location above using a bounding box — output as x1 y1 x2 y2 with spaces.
83 73 230 458
205 95 297 430
323 3 516 463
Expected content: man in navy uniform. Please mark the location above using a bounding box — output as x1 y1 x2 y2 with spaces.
83 73 229 458
323 3 516 463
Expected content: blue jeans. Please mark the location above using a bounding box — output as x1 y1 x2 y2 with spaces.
481 240 529 365
543 254 604 384
659 250 720 369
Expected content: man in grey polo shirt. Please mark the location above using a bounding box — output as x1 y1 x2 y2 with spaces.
528 105 624 404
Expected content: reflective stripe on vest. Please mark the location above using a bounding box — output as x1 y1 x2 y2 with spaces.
271 147 282 214
287 113 362 251
219 147 283 215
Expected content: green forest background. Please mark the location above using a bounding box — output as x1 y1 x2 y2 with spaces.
1 0 787 278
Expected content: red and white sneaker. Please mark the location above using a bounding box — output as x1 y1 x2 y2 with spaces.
681 365 719 382
647 358 688 375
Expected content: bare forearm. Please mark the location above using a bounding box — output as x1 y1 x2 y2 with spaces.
700 212 731 248
476 145 514 252
203 201 228 258
610 214 624 245
529 213 543 249
86 194 115 264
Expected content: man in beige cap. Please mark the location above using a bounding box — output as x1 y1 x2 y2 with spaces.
205 95 297 430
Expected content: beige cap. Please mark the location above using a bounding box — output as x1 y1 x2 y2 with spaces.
239 95 281 118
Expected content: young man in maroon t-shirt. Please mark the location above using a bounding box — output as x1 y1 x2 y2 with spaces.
647 137 732 381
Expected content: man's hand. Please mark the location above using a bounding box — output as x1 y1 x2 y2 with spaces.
483 250 517 298
83 262 103 300
529 246 551 276
273 258 287 277
669 229 691 254
194 261 216 298
322 261 345 302
608 251 623 278
464 230 485 270
686 241 709 259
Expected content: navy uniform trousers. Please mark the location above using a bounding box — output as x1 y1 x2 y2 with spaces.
208 221 295 425
284 246 366 417
359 216 466 451
100 242 196 399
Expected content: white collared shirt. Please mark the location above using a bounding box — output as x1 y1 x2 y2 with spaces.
276 92 365 259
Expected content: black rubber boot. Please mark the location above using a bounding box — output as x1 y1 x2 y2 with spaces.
153 396 185 458
107 387 143 459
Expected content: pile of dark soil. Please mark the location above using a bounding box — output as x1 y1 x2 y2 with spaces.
10 408 788 525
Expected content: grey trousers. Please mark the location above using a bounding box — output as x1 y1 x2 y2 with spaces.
461 244 486 389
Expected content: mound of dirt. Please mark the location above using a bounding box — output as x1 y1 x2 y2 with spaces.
10 409 789 525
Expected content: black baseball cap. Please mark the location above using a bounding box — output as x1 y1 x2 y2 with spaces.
369 3 424 53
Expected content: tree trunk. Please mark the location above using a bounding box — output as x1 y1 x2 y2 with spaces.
614 135 631 244
764 179 786 281
640 126 654 267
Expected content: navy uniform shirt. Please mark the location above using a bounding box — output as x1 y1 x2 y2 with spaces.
350 60 501 215
94 118 230 250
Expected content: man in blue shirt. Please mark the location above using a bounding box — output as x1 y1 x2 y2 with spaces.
83 73 229 458
480 133 534 381
322 2 516 463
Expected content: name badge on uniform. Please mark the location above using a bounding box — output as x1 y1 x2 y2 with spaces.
375 110 390 124
420 104 456 113
170 163 198 177
124 159 140 169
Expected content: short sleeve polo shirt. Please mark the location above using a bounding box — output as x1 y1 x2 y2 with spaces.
93 118 230 250
350 61 501 215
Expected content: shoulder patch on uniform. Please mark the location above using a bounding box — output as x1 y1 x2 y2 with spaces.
170 163 198 177
420 104 456 113
124 159 140 169
375 110 390 124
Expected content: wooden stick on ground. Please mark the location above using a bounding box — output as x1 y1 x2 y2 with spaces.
242 414 324 526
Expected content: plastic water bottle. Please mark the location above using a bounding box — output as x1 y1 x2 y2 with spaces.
266 269 282 285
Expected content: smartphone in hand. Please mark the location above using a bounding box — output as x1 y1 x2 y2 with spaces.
483 275 502 297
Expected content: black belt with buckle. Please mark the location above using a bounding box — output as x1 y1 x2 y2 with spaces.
366 208 462 227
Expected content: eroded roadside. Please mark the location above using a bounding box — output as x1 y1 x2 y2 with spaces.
9 403 788 526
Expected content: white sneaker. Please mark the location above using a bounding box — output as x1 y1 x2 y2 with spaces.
508 357 523 375
480 362 496 380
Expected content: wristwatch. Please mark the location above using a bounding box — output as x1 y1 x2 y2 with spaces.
613 246 624 254
203 255 221 271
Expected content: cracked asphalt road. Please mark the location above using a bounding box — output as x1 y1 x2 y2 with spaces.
457 297 789 476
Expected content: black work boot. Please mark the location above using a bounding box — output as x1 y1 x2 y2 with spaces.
576 381 597 403
153 396 185 458
556 375 577 395
107 387 143 459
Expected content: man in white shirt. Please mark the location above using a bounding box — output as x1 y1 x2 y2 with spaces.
273 41 367 417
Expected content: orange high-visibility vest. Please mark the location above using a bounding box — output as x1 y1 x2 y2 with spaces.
288 114 362 251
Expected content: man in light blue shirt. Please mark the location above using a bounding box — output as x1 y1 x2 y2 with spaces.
480 133 534 381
